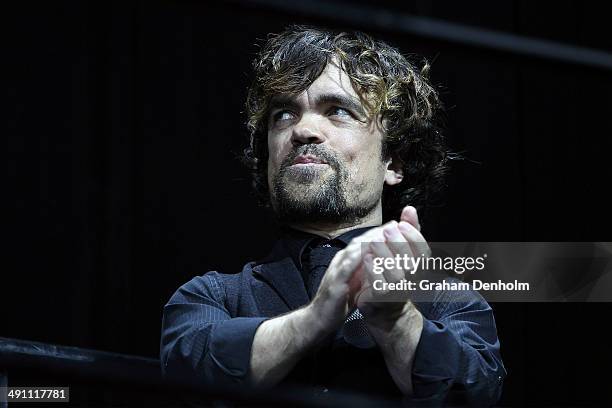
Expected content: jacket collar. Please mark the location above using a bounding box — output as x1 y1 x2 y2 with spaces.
252 226 376 310
252 239 310 310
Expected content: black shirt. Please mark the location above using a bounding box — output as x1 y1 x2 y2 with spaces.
280 226 373 298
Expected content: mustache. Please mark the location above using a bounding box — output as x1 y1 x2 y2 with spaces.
280 144 340 171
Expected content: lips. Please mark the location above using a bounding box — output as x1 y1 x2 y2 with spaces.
292 154 328 165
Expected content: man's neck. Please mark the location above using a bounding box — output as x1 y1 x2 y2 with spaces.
287 208 382 240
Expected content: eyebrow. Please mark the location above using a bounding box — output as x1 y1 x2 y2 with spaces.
268 92 367 118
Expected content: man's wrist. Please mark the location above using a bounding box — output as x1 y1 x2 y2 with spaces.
365 302 423 344
299 303 335 341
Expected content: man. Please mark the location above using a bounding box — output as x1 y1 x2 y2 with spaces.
160 26 505 406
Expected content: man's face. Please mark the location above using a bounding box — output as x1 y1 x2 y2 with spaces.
266 61 397 225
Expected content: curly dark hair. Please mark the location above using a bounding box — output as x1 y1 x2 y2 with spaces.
243 25 454 223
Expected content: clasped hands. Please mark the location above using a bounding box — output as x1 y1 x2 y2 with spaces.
310 205 431 334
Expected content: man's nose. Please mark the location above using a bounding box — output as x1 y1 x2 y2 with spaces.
290 114 325 146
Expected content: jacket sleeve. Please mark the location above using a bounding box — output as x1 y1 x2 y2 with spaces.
409 286 506 406
160 272 267 387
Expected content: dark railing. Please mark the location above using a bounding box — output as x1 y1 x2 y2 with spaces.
231 0 612 72
0 337 397 407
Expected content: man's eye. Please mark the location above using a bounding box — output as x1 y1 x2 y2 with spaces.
328 107 352 118
272 111 295 122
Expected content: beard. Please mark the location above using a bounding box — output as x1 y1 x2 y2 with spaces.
271 144 378 225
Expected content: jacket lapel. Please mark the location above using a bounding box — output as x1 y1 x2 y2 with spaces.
252 241 310 314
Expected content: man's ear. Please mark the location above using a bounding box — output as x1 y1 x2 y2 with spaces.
384 154 404 186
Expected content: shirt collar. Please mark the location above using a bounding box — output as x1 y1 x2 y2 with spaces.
278 225 376 271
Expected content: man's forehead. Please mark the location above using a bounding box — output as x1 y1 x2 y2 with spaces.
268 62 368 112
311 61 359 97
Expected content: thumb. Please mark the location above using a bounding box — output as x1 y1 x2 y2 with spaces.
400 205 421 232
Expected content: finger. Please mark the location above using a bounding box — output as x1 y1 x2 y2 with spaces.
382 221 414 258
332 242 371 283
400 206 421 232
347 263 364 309
354 278 374 306
362 252 376 286
362 252 385 299
368 240 404 284
398 221 431 258
339 227 387 284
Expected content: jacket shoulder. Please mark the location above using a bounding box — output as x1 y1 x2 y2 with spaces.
166 262 259 312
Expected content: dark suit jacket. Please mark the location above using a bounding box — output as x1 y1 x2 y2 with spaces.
160 237 506 406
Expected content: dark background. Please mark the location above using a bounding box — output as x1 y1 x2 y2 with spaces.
4 0 612 406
